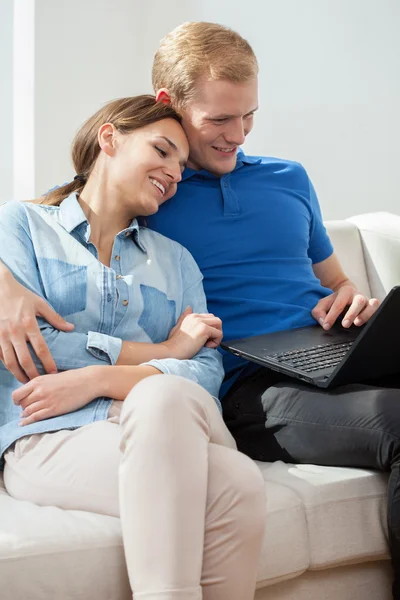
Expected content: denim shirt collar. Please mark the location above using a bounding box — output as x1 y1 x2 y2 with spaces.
59 193 146 252
181 148 262 181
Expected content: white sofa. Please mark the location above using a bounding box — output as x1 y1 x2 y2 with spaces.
1 211 400 600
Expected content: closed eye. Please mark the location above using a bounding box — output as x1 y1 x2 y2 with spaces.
155 146 167 158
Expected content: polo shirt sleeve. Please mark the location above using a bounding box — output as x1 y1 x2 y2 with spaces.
142 246 224 407
0 202 122 372
307 177 334 264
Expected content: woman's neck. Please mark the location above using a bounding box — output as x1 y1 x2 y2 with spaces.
77 174 134 265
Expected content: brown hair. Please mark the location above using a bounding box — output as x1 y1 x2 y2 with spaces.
152 22 258 107
41 95 181 207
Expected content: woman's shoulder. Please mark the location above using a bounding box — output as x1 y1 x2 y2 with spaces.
139 225 186 257
0 200 33 226
0 200 59 220
139 226 202 280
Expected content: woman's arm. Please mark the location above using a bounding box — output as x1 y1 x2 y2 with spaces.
13 364 162 426
139 247 225 399
14 305 224 425
0 203 221 382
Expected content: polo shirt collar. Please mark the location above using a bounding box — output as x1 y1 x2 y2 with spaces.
181 148 262 181
59 193 146 252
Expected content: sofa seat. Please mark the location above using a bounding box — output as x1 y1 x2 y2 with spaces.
1 460 390 599
256 461 389 587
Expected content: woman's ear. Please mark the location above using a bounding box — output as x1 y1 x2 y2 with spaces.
98 123 116 156
156 88 172 105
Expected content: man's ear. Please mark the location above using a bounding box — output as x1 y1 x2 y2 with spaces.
156 88 172 105
98 123 116 156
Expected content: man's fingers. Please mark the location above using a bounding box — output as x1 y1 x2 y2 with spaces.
27 328 57 375
352 298 380 326
323 298 352 330
311 296 335 325
37 300 74 332
0 339 30 383
10 331 41 380
339 295 369 327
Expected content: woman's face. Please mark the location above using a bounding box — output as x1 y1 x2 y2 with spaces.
111 118 189 216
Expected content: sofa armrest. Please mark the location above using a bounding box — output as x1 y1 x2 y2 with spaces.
324 220 371 298
347 212 400 301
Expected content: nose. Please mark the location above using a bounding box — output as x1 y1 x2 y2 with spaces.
164 161 182 184
226 118 246 146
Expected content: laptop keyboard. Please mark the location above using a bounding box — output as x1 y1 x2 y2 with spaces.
269 340 354 373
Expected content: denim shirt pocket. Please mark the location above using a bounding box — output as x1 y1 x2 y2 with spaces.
38 258 87 316
138 284 176 343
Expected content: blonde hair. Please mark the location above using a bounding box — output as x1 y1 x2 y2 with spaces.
152 22 258 107
41 95 181 207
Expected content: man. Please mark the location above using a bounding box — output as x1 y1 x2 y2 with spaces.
1 21 400 597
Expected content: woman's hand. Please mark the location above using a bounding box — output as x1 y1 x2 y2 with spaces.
164 307 223 360
0 269 74 383
12 366 100 426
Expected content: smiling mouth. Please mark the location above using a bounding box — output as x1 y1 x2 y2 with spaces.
149 177 166 196
212 146 237 156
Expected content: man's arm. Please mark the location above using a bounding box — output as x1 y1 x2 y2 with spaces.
0 258 75 382
312 253 379 330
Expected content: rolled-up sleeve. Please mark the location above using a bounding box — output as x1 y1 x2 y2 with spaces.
142 247 224 407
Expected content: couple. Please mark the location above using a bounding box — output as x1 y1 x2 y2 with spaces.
1 20 400 600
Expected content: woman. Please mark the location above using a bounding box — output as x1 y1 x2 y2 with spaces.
0 95 265 599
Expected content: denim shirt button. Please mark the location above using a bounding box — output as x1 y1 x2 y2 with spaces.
115 255 120 261
122 299 129 306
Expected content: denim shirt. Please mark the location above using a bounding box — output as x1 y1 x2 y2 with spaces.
0 194 224 460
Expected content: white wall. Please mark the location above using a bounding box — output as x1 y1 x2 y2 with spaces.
10 0 400 219
0 0 13 201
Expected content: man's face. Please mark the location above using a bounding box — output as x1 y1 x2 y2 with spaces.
178 78 258 177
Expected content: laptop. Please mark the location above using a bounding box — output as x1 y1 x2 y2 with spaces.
221 286 400 389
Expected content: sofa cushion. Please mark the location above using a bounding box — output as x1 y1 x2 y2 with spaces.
256 480 309 586
0 474 131 600
0 460 390 596
257 461 389 569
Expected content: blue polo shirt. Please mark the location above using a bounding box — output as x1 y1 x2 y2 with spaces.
145 151 334 397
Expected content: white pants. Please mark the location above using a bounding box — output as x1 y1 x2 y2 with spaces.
4 375 266 600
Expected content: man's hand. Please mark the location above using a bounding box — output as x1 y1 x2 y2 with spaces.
0 271 74 383
13 367 99 426
312 284 380 331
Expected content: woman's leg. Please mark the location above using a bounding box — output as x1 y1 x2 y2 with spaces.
4 375 266 600
118 375 266 600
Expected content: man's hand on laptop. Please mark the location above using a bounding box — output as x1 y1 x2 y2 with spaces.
0 271 74 383
312 285 380 332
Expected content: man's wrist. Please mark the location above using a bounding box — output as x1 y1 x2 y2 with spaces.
333 280 357 294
